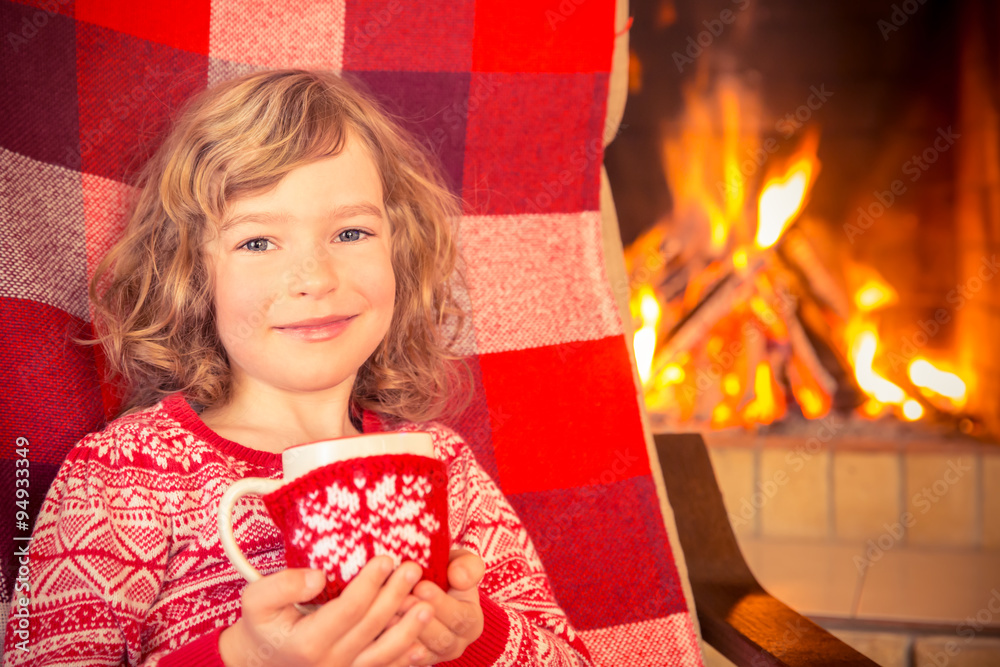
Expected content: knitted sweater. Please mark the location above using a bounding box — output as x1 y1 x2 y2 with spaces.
3 393 593 666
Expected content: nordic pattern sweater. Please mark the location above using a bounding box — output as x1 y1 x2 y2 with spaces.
2 393 592 666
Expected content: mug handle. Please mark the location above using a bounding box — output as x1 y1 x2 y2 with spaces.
218 477 283 583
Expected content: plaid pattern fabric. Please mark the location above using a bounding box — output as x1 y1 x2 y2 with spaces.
0 0 703 664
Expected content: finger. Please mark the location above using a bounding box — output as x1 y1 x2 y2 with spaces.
382 613 402 632
411 582 480 647
447 550 485 591
380 593 419 635
414 579 476 611
295 557 394 648
241 568 327 625
399 593 421 612
414 615 459 660
353 601 434 667
326 560 425 656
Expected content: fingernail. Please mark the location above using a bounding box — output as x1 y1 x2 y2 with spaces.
406 567 421 584
418 607 433 622
307 571 325 588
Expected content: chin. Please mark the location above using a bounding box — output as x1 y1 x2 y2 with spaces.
280 373 357 394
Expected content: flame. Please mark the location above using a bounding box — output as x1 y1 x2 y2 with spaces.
797 387 826 419
788 356 831 420
712 402 733 427
855 278 898 312
909 358 967 406
850 329 906 405
843 271 910 419
723 373 741 396
843 277 971 422
634 286 661 384
743 363 784 425
750 294 788 338
628 71 921 431
665 364 685 383
732 248 748 270
861 398 884 418
902 399 924 421
661 75 759 259
718 83 746 249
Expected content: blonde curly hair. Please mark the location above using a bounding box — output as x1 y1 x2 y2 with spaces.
84 69 472 426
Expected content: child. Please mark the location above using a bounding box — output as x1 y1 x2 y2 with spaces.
3 69 593 667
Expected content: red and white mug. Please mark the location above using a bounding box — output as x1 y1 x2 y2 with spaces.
218 432 450 611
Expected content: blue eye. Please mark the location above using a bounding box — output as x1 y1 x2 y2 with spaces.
337 229 370 243
238 238 271 252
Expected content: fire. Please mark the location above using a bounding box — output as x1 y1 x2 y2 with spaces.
850 328 906 406
842 269 912 421
628 85 825 429
842 267 970 423
712 403 733 426
625 66 973 432
749 291 789 340
732 248 748 270
755 131 820 250
796 387 826 419
788 356 831 419
743 363 785 425
755 159 814 249
909 358 967 406
902 399 924 421
660 75 758 258
634 285 661 384
855 278 898 312
663 364 685 384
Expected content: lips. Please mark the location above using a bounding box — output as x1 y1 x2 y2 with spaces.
274 315 357 342
276 315 355 330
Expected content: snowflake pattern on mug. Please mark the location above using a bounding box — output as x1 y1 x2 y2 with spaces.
264 454 450 602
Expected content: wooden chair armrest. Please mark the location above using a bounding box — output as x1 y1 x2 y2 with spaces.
654 433 878 666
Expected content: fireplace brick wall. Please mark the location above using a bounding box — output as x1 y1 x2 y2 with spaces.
704 433 1000 621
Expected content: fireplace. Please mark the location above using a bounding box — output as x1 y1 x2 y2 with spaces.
606 0 1000 439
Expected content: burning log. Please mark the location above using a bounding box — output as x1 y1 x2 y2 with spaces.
779 227 851 319
795 299 866 411
649 258 763 378
644 244 853 427
775 294 838 399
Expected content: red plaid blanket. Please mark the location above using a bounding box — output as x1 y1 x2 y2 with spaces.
0 0 702 663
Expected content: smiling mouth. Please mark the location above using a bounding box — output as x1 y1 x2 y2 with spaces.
276 315 356 330
273 316 356 342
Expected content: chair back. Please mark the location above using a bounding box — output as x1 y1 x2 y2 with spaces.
0 1 703 663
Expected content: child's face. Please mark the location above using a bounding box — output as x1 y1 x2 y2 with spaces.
203 135 395 399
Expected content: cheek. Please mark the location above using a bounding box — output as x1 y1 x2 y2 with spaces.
212 265 279 338
381 269 397 315
381 266 396 303
358 255 396 306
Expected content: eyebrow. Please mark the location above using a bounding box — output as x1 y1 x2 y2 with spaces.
219 202 385 233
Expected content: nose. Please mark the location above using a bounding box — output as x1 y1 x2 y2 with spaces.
289 246 339 297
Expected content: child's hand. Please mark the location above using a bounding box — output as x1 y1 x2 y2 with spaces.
219 556 434 667
390 549 486 665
